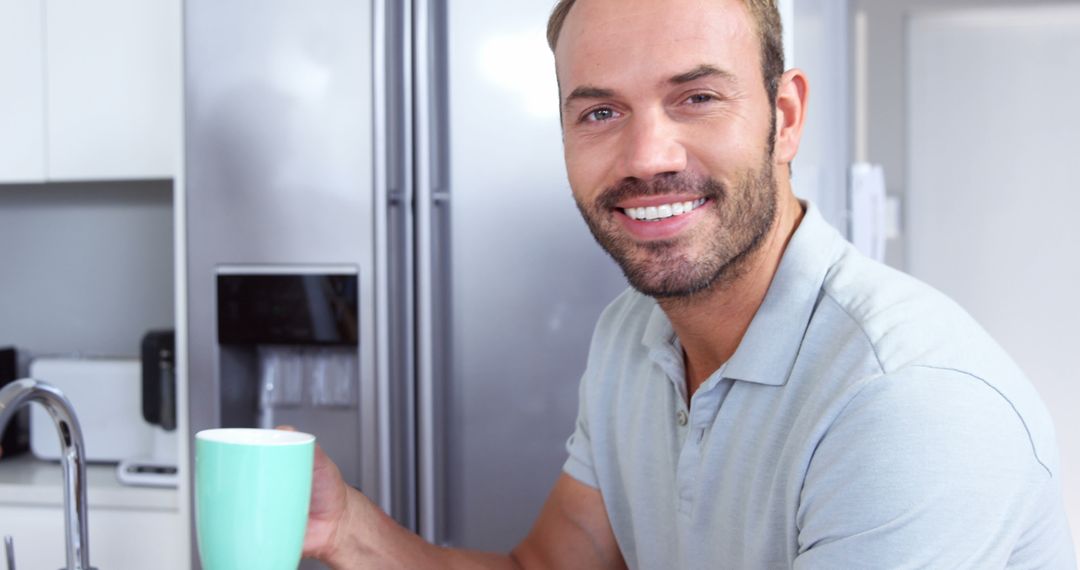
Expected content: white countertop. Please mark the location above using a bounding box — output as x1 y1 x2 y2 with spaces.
0 454 178 511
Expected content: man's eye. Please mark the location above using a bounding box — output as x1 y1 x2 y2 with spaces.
687 93 716 104
585 108 616 122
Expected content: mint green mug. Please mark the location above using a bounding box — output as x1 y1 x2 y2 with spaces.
195 428 315 570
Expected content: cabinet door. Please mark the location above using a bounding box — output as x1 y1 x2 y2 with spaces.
45 0 179 181
0 0 46 182
0 505 184 570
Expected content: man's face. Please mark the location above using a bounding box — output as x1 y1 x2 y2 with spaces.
555 0 780 298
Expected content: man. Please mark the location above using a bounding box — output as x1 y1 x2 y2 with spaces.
300 0 1076 567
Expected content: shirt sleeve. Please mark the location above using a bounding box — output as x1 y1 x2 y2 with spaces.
562 367 599 489
793 365 1074 569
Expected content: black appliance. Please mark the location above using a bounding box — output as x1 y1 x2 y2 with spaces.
141 331 177 431
0 347 29 456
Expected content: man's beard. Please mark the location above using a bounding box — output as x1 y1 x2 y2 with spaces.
575 153 778 299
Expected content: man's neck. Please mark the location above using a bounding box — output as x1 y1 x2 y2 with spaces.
658 191 805 398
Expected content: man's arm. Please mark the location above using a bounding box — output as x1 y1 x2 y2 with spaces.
511 474 627 569
306 444 625 570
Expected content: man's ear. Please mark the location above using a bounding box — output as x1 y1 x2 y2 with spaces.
772 68 809 166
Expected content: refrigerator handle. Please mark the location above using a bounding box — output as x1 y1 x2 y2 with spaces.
375 0 419 530
373 0 393 519
414 0 449 546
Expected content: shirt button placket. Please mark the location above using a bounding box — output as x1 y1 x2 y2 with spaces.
675 407 693 515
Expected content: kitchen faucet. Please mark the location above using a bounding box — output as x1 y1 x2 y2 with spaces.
0 379 96 570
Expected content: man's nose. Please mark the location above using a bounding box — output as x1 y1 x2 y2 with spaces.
617 110 688 181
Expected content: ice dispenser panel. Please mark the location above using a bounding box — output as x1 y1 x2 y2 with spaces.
215 270 360 448
218 273 358 346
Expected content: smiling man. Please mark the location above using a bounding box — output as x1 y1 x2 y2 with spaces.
299 0 1076 568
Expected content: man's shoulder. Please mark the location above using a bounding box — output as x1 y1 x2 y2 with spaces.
819 245 1003 374
810 246 1060 474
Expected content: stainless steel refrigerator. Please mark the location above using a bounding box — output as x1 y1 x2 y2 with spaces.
183 0 627 565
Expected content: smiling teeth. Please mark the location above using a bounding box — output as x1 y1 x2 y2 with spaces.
624 198 707 221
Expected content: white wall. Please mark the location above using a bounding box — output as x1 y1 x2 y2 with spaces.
854 0 1077 269
0 182 175 362
791 0 852 234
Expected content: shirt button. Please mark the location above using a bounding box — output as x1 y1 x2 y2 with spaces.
676 410 688 426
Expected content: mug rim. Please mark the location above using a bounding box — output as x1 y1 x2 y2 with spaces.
196 428 315 446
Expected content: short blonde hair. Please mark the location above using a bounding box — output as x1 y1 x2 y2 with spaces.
546 0 785 102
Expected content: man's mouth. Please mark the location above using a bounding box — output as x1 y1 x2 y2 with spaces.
621 198 708 222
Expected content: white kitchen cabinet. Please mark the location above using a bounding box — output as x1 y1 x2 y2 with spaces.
1 505 183 570
0 0 46 183
0 0 179 183
0 456 184 570
45 0 180 181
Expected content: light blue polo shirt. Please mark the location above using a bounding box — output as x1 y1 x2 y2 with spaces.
564 202 1076 569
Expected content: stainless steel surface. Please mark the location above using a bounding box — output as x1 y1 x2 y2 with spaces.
374 0 418 529
439 0 626 551
372 0 392 518
414 0 439 545
184 1 386 566
185 0 376 487
0 379 94 570
185 0 631 556
4 535 14 570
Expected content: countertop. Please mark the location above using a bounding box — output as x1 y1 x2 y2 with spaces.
0 454 178 511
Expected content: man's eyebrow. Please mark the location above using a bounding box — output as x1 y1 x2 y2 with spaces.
563 86 616 108
561 65 733 109
668 64 736 85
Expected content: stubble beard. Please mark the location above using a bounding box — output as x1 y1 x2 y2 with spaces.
575 152 778 300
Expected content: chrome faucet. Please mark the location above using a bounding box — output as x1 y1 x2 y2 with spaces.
0 379 96 570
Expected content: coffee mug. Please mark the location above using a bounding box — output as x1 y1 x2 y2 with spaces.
195 428 315 570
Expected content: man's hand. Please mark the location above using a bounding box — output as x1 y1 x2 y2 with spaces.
278 426 625 569
302 442 350 561
275 425 352 563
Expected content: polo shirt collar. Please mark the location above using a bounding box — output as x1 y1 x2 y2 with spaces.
640 201 845 387
642 299 686 399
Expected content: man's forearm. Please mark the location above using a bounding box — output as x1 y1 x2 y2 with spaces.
321 487 525 570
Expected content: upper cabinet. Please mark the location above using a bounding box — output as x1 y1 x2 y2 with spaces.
0 0 46 182
0 0 180 183
46 0 180 181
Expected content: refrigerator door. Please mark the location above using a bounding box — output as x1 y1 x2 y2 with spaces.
416 0 627 551
185 1 415 564
185 0 378 492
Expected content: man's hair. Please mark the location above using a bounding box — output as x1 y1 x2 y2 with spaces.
546 0 785 104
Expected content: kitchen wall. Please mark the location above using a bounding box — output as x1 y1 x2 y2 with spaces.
0 181 174 361
853 0 1077 269
791 0 852 235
